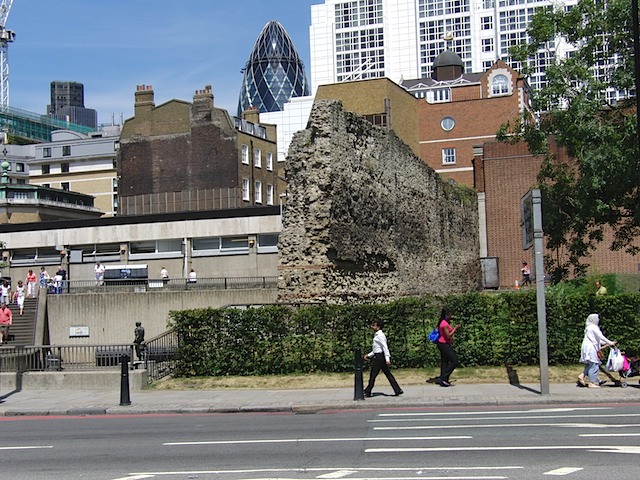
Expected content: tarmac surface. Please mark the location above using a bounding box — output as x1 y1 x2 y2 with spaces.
1 379 640 416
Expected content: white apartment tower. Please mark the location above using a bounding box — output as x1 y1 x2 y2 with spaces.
310 0 578 92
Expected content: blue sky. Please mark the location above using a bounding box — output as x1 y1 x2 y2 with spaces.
8 1 320 125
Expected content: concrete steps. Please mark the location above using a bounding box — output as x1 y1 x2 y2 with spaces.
1 297 37 347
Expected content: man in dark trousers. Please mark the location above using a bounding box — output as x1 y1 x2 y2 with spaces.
363 321 403 397
133 322 145 360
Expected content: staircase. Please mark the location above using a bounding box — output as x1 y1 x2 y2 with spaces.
1 297 38 347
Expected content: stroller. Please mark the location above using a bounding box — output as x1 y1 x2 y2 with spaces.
614 349 640 388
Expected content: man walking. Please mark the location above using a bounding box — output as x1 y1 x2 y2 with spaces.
363 321 403 397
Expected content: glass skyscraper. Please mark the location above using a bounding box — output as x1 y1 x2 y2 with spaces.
237 21 310 116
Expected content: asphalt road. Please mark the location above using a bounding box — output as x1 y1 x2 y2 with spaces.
2 403 640 480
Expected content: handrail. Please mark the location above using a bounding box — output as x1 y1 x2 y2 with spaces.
60 276 278 294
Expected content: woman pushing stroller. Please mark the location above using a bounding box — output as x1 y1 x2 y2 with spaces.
579 313 616 388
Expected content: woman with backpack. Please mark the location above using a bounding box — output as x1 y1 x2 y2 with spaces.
434 308 461 387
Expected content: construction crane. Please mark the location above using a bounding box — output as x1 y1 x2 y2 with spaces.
0 0 14 109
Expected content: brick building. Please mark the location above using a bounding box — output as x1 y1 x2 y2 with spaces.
475 140 640 288
403 53 531 186
118 85 280 215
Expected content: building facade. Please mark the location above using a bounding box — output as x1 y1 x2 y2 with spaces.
118 85 280 215
309 0 578 93
403 54 531 185
47 81 98 130
237 21 310 116
29 129 120 216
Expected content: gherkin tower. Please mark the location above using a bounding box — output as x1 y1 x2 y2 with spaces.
237 21 309 116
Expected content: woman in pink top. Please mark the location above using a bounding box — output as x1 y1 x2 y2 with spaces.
26 269 37 298
436 308 461 387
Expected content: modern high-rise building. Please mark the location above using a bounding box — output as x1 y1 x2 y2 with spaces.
47 81 98 130
309 0 579 94
237 21 310 116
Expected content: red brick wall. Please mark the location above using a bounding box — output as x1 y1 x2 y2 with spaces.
482 141 640 287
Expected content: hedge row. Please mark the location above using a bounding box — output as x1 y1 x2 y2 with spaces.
168 291 640 377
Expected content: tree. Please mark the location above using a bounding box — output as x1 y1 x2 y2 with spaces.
499 0 640 281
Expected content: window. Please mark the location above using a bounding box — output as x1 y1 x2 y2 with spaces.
192 237 221 251
43 147 51 158
267 184 274 205
491 74 510 95
241 144 249 164
130 239 181 258
481 38 493 52
481 16 493 30
254 180 262 204
266 152 273 171
61 162 70 173
42 164 50 174
42 183 51 188
442 148 457 165
257 233 279 253
221 236 249 252
441 117 455 131
427 88 450 103
61 182 70 191
79 243 121 262
254 148 262 168
62 145 71 156
16 162 24 172
242 178 250 201
113 178 118 192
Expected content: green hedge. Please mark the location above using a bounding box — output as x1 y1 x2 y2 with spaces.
168 292 640 377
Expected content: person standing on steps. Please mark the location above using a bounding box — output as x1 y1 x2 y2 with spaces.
0 301 12 344
13 280 25 316
435 308 461 387
26 269 37 298
363 320 403 397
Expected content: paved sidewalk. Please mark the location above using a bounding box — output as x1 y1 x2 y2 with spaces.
1 381 639 416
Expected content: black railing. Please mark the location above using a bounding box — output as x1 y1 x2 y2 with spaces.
0 335 178 384
60 276 278 294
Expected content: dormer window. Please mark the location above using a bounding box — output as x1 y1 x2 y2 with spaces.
490 73 511 96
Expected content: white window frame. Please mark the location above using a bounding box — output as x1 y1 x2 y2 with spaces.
266 152 273 171
241 144 249 165
488 71 512 97
254 180 262 204
442 148 456 165
254 148 262 168
242 178 250 201
266 184 274 205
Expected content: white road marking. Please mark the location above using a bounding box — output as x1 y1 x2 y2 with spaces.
365 445 640 454
163 435 471 446
111 475 155 480
543 467 583 475
373 422 640 430
0 445 52 450
580 433 640 437
370 413 640 423
127 466 523 477
317 470 357 478
377 408 609 417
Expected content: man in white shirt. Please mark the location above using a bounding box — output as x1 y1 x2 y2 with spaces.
363 321 403 397
94 261 105 286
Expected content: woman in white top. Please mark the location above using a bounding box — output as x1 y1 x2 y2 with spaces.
579 313 616 388
13 280 25 316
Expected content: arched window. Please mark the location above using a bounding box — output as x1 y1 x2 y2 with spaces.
491 74 510 96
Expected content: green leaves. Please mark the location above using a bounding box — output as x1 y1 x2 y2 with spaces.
169 292 640 377
504 0 639 280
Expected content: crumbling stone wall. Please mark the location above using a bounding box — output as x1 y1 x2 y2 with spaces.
278 100 481 303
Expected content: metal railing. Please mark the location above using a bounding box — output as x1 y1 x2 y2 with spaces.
56 276 278 294
0 333 179 384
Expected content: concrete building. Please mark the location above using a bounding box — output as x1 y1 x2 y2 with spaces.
47 81 98 130
118 85 281 215
29 129 120 216
308 0 578 93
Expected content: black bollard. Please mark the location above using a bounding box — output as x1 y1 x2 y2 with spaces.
354 347 365 401
119 354 131 406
